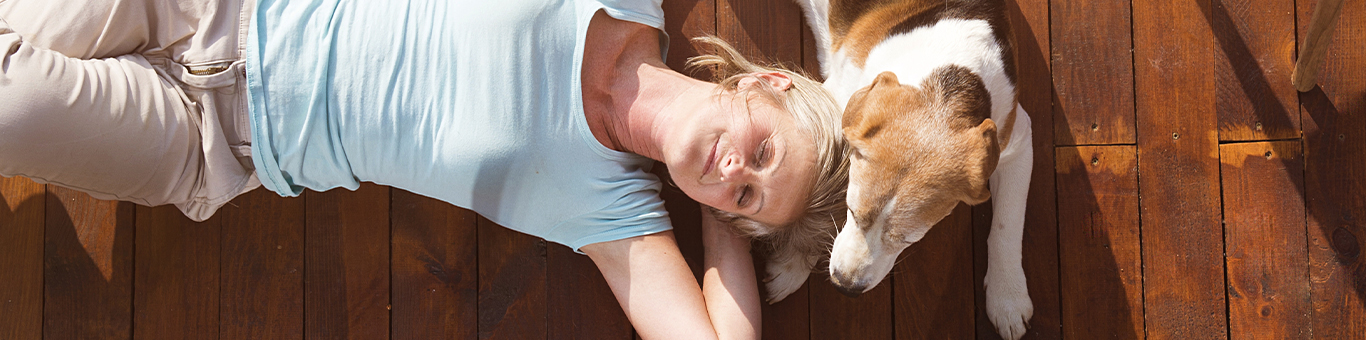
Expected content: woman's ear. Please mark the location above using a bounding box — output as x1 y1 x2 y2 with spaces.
742 71 793 91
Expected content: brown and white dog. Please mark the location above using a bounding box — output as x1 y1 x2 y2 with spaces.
789 0 1034 338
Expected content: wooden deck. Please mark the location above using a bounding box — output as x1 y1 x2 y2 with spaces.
2 0 1364 338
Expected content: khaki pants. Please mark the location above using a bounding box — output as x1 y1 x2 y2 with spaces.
0 0 258 221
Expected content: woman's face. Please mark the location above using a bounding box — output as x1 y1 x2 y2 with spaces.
666 77 819 227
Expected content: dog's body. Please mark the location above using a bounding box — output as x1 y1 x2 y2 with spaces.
792 0 1035 338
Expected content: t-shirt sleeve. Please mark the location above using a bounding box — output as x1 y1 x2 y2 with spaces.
596 0 665 29
546 189 674 254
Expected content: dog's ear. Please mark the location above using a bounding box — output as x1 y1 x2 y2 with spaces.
842 72 899 130
963 118 999 204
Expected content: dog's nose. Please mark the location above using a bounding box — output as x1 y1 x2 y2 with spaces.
833 281 866 298
829 269 867 297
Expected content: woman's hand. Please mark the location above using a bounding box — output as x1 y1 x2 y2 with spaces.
580 206 761 340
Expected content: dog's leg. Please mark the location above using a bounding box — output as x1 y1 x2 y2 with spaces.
985 104 1034 340
791 0 831 78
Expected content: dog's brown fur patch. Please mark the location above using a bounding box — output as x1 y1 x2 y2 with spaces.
829 0 1016 85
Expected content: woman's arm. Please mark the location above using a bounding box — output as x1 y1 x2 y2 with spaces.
700 204 761 338
581 210 761 340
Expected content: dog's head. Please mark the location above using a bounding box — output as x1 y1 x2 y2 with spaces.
828 68 999 295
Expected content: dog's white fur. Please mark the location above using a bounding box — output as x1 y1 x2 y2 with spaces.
790 1 1035 338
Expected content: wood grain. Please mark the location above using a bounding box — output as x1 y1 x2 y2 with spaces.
390 189 479 340
1132 0 1228 337
894 204 974 339
1300 0 1366 336
1220 141 1311 339
219 189 305 340
477 216 547 339
306 183 391 340
0 177 43 340
1213 0 1299 141
547 244 633 339
1050 0 1135 145
1056 146 1142 340
43 186 133 340
133 205 220 340
810 272 892 340
663 0 716 80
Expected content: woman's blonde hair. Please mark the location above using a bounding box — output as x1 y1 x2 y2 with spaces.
686 36 850 282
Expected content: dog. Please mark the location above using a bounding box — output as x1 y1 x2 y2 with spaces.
788 0 1035 338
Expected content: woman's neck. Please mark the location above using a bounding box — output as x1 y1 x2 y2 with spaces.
603 64 713 162
580 12 715 162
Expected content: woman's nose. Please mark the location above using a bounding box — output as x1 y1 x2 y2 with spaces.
719 152 748 182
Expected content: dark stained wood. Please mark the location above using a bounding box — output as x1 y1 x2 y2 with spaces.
43 186 133 340
810 272 892 340
1050 0 1135 145
663 0 716 79
219 189 305 340
477 216 547 339
1213 0 1299 141
1008 0 1061 338
547 244 633 339
133 205 220 340
1055 146 1142 339
1220 141 1311 339
306 183 391 340
716 0 803 70
894 204 974 339
0 177 43 340
762 280 809 340
390 189 479 340
1132 0 1228 337
1300 0 1366 336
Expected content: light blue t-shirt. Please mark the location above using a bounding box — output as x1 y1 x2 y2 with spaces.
244 0 673 251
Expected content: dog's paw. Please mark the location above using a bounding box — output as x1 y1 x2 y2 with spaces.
984 268 1033 340
763 254 810 303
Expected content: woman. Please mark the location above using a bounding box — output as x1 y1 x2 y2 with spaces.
0 0 847 338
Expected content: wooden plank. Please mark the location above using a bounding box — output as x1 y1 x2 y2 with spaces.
1050 0 1135 145
306 183 390 340
1132 0 1227 337
1300 0 1366 337
546 244 633 339
663 0 716 80
1213 0 1299 141
762 279 809 340
716 0 803 69
1055 146 1142 339
390 189 478 340
477 217 547 339
1006 0 1060 338
894 204 974 339
43 186 133 339
1219 141 1311 339
133 205 220 340
219 188 305 339
809 272 892 339
0 177 43 340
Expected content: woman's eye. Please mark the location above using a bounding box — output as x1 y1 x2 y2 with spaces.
737 185 752 207
754 140 770 167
